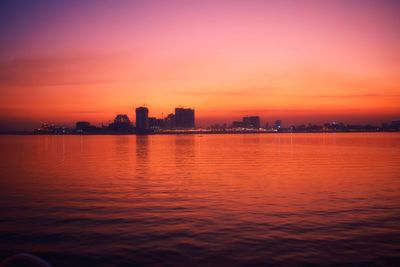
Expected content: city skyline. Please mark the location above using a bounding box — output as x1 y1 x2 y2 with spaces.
1 102 400 131
30 104 400 135
1 0 400 130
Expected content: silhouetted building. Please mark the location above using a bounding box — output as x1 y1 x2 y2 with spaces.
148 117 156 128
109 114 132 132
175 108 195 129
164 113 175 129
76 121 91 130
149 117 164 130
392 120 400 128
289 123 323 132
243 116 260 129
274 120 282 130
136 107 149 132
34 122 72 134
75 121 97 133
114 114 130 125
323 121 346 131
231 121 244 128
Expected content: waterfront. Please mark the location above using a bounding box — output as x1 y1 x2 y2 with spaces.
0 133 399 266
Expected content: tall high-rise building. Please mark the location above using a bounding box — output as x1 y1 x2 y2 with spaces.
135 106 149 132
243 116 260 129
175 108 195 129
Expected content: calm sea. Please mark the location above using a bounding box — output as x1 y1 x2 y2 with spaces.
0 133 399 266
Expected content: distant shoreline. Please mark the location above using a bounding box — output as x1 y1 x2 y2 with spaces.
1 130 399 135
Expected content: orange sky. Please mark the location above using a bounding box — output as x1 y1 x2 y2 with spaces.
0 0 399 130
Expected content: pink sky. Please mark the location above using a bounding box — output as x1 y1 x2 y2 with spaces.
0 0 399 129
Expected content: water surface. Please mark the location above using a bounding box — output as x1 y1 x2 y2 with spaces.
0 133 399 266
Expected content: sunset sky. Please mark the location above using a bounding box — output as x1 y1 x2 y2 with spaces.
1 0 399 130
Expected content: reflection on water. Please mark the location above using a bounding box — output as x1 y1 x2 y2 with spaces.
0 133 400 266
136 136 149 178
